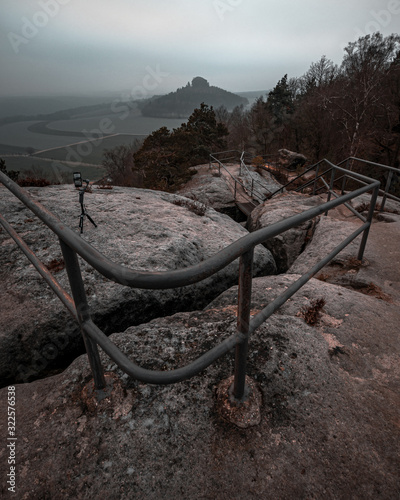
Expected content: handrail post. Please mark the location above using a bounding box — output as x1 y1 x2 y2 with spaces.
233 248 254 401
325 167 336 216
357 183 379 261
341 158 350 194
381 170 393 212
313 164 320 195
59 239 106 390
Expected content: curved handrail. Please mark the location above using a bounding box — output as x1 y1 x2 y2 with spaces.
0 168 379 290
84 319 245 384
0 163 380 396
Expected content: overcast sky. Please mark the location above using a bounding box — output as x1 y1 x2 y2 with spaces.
1 0 399 97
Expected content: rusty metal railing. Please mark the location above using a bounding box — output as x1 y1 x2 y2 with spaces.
0 165 380 402
209 151 260 209
209 151 272 205
268 156 400 212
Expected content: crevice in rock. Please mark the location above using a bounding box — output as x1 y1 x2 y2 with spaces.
215 205 248 224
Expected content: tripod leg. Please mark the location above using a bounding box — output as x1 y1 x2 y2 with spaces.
79 214 84 234
86 213 97 228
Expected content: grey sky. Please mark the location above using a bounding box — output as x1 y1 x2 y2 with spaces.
1 0 399 97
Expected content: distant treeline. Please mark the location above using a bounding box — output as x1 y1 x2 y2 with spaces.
0 102 111 127
139 77 249 118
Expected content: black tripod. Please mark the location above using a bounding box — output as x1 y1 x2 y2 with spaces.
78 180 97 234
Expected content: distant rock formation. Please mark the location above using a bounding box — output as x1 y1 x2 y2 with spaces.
140 77 249 118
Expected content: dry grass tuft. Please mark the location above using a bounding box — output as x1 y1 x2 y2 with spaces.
300 298 326 325
173 198 207 216
46 258 65 274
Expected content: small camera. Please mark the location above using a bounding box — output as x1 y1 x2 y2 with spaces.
73 172 83 188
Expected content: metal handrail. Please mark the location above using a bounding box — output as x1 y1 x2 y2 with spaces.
0 164 380 401
268 158 330 198
239 151 272 202
209 151 274 206
337 157 400 211
268 155 400 211
209 153 258 208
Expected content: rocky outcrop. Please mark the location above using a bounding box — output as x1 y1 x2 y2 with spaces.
1 274 399 498
240 167 282 199
288 216 363 275
290 213 400 300
278 148 307 170
177 164 236 212
349 192 400 214
0 184 276 385
248 192 324 272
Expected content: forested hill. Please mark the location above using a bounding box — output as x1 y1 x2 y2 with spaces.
139 77 249 118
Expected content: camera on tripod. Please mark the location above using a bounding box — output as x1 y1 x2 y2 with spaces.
73 172 97 234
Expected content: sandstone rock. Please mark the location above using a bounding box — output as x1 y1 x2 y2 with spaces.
278 148 307 170
0 184 276 385
1 275 399 498
288 216 363 276
248 192 324 273
239 166 282 199
349 192 400 214
287 211 400 300
177 164 236 211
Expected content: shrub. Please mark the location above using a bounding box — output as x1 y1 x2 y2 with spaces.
173 198 207 216
18 177 51 187
251 156 265 168
0 158 19 182
299 298 326 325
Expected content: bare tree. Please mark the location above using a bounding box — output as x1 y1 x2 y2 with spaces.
322 33 400 157
102 140 143 186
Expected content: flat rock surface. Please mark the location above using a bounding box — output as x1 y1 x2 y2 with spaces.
1 275 399 499
0 184 275 384
288 216 363 274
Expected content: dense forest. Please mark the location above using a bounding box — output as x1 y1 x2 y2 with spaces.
139 77 248 118
220 33 400 169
